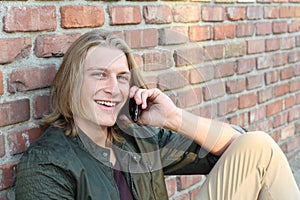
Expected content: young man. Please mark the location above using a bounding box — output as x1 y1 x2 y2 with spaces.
15 29 300 200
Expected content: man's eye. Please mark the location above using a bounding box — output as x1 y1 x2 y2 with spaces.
118 75 129 82
93 72 105 78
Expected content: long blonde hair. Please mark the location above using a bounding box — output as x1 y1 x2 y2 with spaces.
44 29 147 139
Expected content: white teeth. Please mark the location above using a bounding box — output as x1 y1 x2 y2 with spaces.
96 100 117 107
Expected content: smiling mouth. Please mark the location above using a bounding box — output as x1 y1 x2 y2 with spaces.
95 100 117 107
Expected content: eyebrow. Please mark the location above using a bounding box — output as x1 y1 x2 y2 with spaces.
86 67 131 75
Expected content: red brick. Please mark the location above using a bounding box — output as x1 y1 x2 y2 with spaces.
109 6 141 25
177 88 202 108
125 29 158 49
0 99 30 127
289 20 300 33
256 22 272 35
264 6 279 19
237 23 255 37
284 96 296 109
258 87 273 103
214 61 235 78
273 113 288 128
280 37 295 50
225 42 247 58
35 33 80 58
165 177 176 197
288 107 300 122
173 5 200 22
0 71 3 95
143 50 173 71
189 26 211 41
203 82 226 101
159 27 189 45
265 70 279 85
290 79 300 92
189 65 214 84
257 55 272 69
33 94 50 119
237 58 255 74
273 21 288 34
266 38 280 52
247 6 263 20
143 5 173 24
174 47 204 66
267 100 282 117
213 24 236 40
203 44 224 60
158 70 188 91
61 6 105 28
296 36 300 46
174 193 189 200
280 124 295 140
218 98 238 116
288 51 300 63
273 52 288 67
0 37 31 64
249 106 266 124
295 64 300 76
247 39 265 54
238 92 257 109
3 6 56 32
142 74 157 89
8 126 44 155
8 65 56 93
250 119 273 132
274 83 290 97
246 74 264 90
202 6 225 22
226 78 246 94
279 6 294 18
190 186 201 200
280 66 294 80
178 175 202 190
0 162 18 191
0 135 4 158
226 6 246 21
228 112 249 127
199 104 218 119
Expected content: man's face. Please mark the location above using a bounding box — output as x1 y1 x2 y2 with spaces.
76 46 131 129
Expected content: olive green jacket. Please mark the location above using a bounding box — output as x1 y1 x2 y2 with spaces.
15 125 219 200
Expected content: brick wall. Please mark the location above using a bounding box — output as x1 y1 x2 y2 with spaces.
0 0 299 199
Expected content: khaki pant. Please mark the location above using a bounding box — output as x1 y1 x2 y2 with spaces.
197 131 300 200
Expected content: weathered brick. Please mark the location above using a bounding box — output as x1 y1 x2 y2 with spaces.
199 104 218 119
285 96 296 109
247 6 263 20
178 175 202 190
0 162 18 191
273 113 288 128
8 126 44 155
0 134 4 158
173 5 200 23
33 94 50 119
288 107 300 122
8 65 56 93
125 29 158 49
0 37 31 64
204 44 225 60
0 99 30 127
218 98 238 116
288 51 300 63
0 71 3 95
266 38 280 52
109 6 141 25
280 124 295 140
237 58 255 74
202 6 225 22
279 6 294 18
3 6 56 32
237 23 255 37
157 70 188 91
273 52 288 67
290 79 300 92
226 78 246 94
159 27 189 45
61 6 105 28
238 92 257 109
264 6 279 19
225 41 247 58
256 22 272 35
249 106 266 124
214 24 236 40
246 74 264 90
189 26 211 41
142 50 173 71
273 21 288 34
35 33 80 58
258 87 273 103
247 39 265 54
274 82 290 97
176 88 202 108
280 37 295 50
214 61 235 78
203 82 226 101
289 20 300 33
267 100 282 117
165 177 176 197
280 66 294 80
265 70 279 85
174 47 204 66
257 55 272 69
226 6 246 21
143 5 172 24
189 65 214 84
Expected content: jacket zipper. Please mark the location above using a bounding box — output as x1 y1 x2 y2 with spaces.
146 161 157 200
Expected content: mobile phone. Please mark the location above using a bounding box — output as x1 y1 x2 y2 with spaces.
129 98 139 123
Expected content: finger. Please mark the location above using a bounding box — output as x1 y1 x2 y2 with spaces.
140 90 149 109
129 86 139 98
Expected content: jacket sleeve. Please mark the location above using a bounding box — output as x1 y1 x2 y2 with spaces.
15 156 76 200
156 128 220 175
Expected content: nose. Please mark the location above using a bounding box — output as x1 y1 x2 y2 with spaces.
103 76 119 94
